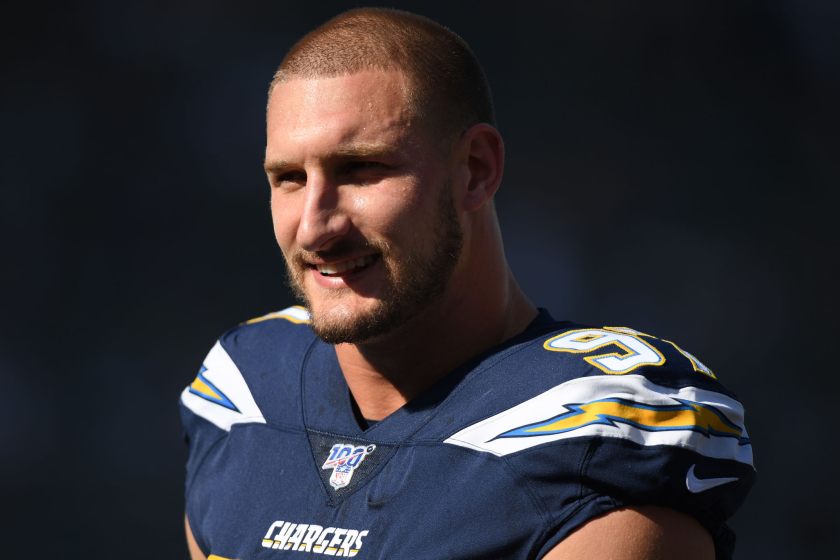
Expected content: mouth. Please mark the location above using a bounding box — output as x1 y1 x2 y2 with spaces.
310 254 380 278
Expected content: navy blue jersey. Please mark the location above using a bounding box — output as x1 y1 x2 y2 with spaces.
180 307 754 559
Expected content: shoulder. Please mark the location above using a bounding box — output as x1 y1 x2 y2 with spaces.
508 322 732 396
541 325 728 394
446 321 750 462
218 305 314 360
441 321 754 559
180 306 316 433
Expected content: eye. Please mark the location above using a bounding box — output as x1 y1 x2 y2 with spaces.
273 170 307 187
346 161 389 172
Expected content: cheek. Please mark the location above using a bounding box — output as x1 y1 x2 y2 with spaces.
270 194 300 255
351 180 427 237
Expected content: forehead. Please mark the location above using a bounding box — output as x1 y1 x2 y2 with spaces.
266 70 414 154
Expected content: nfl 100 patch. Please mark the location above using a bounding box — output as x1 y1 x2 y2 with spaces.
321 443 377 489
308 431 393 501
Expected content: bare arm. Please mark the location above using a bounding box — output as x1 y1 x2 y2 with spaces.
543 505 714 560
185 513 207 560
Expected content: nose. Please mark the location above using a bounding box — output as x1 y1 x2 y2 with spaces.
296 172 352 252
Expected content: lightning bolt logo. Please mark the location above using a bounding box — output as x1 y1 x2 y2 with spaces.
491 397 750 445
188 365 239 412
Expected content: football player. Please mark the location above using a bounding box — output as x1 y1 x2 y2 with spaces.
181 8 754 560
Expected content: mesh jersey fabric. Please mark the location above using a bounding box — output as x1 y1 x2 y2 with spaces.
180 307 755 559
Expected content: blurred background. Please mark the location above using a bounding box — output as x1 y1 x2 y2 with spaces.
2 0 837 557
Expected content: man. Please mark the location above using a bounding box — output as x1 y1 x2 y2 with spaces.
180 8 754 559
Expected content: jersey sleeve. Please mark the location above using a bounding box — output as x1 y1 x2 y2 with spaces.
543 374 753 559
179 338 268 554
445 371 755 559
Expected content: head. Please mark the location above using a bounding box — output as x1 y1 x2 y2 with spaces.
265 9 504 345
268 8 496 147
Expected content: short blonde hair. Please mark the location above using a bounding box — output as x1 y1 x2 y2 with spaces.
269 8 496 141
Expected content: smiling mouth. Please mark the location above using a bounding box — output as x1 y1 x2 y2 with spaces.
312 255 379 277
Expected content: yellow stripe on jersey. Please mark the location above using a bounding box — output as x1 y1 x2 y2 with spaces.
190 376 225 402
498 398 748 444
245 305 311 325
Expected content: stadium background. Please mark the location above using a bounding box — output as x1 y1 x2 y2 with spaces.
2 1 837 557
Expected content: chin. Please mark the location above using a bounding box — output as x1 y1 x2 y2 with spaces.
306 295 410 345
309 298 363 327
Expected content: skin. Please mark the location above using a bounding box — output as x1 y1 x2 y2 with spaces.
543 505 715 559
185 69 714 560
265 70 535 419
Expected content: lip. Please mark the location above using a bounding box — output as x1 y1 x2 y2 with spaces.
304 252 379 266
307 254 382 290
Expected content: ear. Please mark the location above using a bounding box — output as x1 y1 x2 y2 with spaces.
455 124 505 212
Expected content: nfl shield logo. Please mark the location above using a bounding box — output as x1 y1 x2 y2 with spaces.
321 443 376 489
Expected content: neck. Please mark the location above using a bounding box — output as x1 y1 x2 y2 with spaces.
335 216 538 421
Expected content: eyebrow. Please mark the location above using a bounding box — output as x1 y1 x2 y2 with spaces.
264 144 403 174
263 159 293 175
333 144 403 159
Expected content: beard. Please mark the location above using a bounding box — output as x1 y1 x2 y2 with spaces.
285 179 463 345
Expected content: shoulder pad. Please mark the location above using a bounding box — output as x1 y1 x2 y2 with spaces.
242 305 311 326
444 324 751 466
180 340 266 431
445 372 752 465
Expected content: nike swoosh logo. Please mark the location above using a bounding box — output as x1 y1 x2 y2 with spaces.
685 464 738 493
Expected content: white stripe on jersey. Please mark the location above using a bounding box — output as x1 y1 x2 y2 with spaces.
181 341 266 431
444 374 753 465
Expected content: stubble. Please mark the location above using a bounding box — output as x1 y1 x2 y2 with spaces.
285 180 463 344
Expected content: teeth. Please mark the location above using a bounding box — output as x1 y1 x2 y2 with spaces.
316 255 376 275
